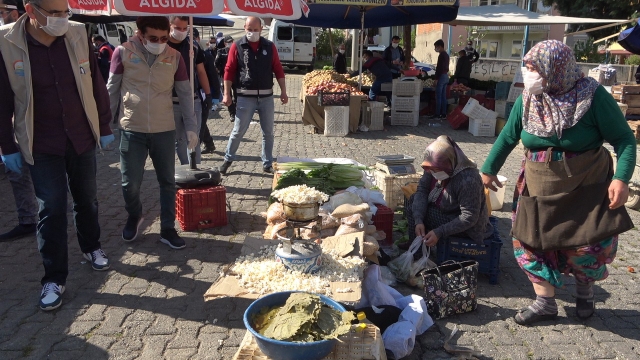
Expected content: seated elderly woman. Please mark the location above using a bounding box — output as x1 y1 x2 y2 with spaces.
408 135 493 247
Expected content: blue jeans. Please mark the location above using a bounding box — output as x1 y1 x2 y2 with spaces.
6 158 38 225
435 74 449 117
29 145 101 286
174 98 202 165
119 130 176 231
224 95 275 167
369 78 391 101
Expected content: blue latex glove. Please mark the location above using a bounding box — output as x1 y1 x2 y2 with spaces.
100 134 115 148
212 98 220 105
1 152 22 174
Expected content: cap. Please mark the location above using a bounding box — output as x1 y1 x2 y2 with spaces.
224 35 233 43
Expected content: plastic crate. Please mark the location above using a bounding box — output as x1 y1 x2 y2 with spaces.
318 90 350 106
390 110 419 127
507 85 524 102
392 95 420 112
505 101 516 119
447 106 469 130
392 78 422 96
373 170 422 210
495 100 507 118
324 106 350 137
361 101 385 131
436 216 502 284
176 186 228 231
469 117 497 137
495 81 511 100
371 204 394 247
461 98 497 121
458 95 471 108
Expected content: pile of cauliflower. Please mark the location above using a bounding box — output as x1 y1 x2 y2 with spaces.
230 245 366 296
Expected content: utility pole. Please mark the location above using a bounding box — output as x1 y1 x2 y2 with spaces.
521 0 532 61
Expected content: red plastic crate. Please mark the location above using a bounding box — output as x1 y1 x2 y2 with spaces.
372 204 394 247
458 95 471 108
483 98 496 111
176 186 228 231
447 106 469 130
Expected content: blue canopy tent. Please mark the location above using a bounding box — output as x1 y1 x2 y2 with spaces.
619 24 640 56
287 0 459 29
288 0 458 86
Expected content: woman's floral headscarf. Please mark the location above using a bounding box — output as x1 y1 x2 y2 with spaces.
521 40 600 139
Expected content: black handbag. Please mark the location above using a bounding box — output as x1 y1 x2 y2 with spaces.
420 260 479 320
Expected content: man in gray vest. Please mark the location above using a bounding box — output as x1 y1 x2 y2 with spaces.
0 0 114 311
220 16 287 175
0 0 38 242
107 16 197 251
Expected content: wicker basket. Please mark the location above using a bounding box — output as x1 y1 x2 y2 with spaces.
232 325 385 360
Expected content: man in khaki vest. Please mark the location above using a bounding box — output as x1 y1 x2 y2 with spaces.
107 16 197 251
0 0 114 311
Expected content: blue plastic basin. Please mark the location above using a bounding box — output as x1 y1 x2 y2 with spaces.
243 291 346 360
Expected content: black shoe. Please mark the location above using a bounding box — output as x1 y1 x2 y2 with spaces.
0 224 36 241
229 115 236 122
576 296 595 319
122 216 144 242
263 165 274 174
514 307 558 326
220 161 232 175
201 143 216 154
160 229 186 249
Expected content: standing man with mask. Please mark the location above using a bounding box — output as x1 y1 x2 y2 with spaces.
92 35 113 83
0 0 114 310
196 27 221 155
0 0 38 242
220 17 287 175
383 36 404 79
0 0 20 25
215 35 235 122
333 43 347 74
349 50 393 101
168 16 211 166
107 16 197 250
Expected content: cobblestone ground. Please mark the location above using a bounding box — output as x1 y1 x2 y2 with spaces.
1 73 639 360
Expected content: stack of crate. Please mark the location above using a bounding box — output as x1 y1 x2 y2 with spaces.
612 84 640 141
391 78 422 127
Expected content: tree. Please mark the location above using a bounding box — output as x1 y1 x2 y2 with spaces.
541 0 639 39
573 38 607 63
316 29 347 61
627 55 640 65
456 26 488 53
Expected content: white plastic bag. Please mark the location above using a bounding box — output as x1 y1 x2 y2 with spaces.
327 192 363 213
379 266 397 287
358 265 404 308
345 186 386 215
410 244 436 278
387 236 425 283
383 295 434 359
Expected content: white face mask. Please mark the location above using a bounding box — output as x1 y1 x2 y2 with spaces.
339 49 345 54
171 28 188 42
430 170 450 181
392 43 399 48
34 8 69 37
523 67 544 95
143 38 166 55
246 31 260 42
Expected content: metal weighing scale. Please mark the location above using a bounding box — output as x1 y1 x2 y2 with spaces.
374 155 417 175
274 204 324 274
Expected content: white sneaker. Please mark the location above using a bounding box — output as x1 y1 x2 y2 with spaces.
83 249 110 271
40 283 65 311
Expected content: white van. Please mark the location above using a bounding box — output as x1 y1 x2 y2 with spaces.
268 20 316 72
87 22 136 46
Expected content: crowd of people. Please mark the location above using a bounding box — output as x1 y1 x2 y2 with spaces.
0 2 285 311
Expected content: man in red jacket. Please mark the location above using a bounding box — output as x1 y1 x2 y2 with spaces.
220 16 287 175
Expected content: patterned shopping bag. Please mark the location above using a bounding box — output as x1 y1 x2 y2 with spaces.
420 260 479 320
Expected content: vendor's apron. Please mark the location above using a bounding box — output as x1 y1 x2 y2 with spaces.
512 147 633 251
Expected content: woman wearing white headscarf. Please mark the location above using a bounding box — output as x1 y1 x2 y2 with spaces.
481 40 636 325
